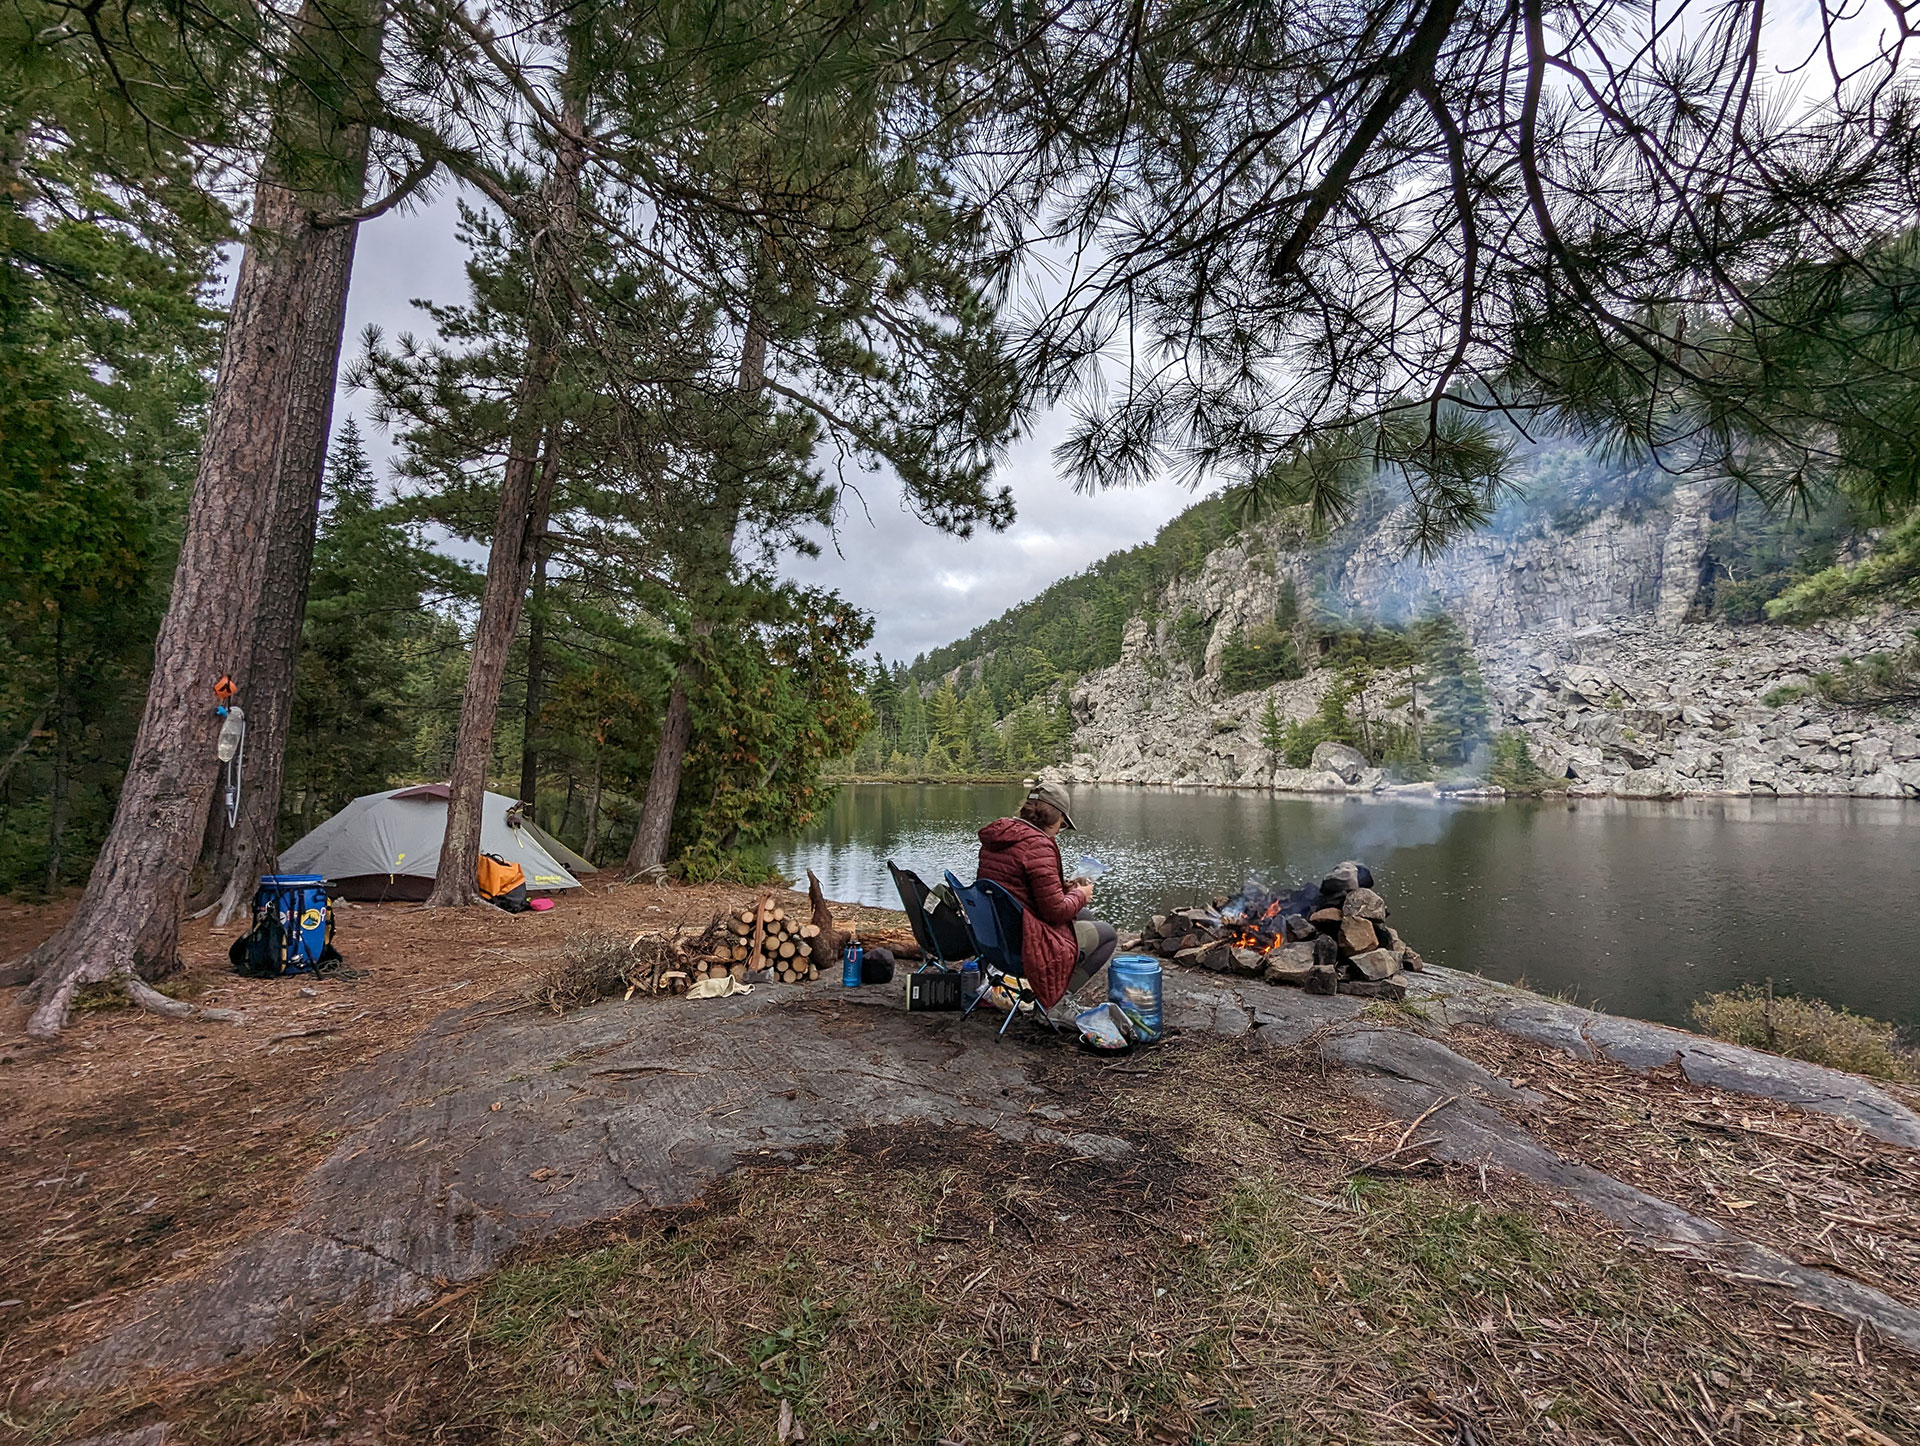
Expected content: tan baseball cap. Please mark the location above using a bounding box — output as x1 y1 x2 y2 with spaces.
1025 781 1077 830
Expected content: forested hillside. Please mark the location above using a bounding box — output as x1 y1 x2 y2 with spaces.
839 439 1891 782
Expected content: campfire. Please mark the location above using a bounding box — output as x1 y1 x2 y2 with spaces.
1134 860 1425 1000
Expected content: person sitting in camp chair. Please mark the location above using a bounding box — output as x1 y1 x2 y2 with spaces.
975 782 1117 1015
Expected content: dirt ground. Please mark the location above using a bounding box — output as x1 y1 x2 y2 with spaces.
0 879 908 1381
3 885 1920 1444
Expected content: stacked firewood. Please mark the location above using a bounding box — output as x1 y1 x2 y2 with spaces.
677 879 847 988
706 895 821 985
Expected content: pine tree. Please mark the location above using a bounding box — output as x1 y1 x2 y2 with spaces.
1419 614 1491 767
281 420 456 834
1259 695 1286 766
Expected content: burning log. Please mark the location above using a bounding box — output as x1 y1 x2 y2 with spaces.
1135 859 1422 994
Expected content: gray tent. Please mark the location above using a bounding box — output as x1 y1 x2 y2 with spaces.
279 784 594 901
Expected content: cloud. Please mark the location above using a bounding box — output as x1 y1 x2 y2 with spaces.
782 405 1197 662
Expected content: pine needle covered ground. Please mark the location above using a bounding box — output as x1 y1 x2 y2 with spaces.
11 1033 1920 1444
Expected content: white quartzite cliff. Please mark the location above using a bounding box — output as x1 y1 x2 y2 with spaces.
1044 482 1920 799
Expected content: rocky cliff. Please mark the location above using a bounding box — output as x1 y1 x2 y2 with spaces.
1041 477 1920 799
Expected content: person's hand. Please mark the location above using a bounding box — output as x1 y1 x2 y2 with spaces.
1071 877 1095 902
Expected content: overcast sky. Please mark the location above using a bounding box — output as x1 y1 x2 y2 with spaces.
332 192 1199 666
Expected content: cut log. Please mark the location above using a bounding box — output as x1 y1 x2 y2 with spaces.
805 869 843 971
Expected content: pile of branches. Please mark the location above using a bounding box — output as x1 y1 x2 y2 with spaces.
527 930 697 1013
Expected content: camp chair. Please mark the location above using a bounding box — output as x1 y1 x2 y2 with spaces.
944 871 1062 1038
886 862 975 969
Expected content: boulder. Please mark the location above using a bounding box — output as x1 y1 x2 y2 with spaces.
1304 965 1338 996
1347 947 1400 981
1280 913 1316 942
1341 887 1388 921
1313 934 1340 970
1310 741 1369 784
1198 941 1234 973
1173 946 1209 968
1262 942 1318 986
1339 977 1408 1002
1309 906 1343 928
1614 767 1681 799
1335 917 1380 956
1320 860 1374 894
1401 947 1426 973
1229 946 1265 976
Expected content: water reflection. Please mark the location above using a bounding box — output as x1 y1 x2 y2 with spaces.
773 783 1920 1030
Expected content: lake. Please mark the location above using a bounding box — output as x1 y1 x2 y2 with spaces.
773 782 1920 1032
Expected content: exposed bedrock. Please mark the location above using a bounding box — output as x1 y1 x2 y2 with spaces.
43 969 1920 1392
1039 481 1920 798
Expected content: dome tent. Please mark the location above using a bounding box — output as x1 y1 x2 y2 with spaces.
279 784 592 901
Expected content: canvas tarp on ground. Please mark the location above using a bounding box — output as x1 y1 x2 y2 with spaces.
279 785 588 901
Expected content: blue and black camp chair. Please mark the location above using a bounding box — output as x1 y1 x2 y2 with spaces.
887 861 975 970
944 871 1062 1038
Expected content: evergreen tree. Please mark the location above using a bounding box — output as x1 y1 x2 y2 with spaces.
1259 695 1286 767
281 420 461 835
1418 614 1491 767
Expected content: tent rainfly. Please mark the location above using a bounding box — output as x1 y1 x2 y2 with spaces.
278 784 595 901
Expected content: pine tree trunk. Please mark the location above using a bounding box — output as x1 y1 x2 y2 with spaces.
626 672 695 873
518 455 556 807
624 309 767 876
16 179 313 1033
12 0 384 1035
426 110 584 908
204 148 368 928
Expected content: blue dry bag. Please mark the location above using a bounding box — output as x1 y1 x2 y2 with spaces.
229 874 342 978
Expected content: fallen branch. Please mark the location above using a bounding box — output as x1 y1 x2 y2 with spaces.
1356 1135 1444 1172
1393 1094 1459 1155
266 1026 340 1045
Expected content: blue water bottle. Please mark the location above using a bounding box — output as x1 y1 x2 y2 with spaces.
841 928 864 988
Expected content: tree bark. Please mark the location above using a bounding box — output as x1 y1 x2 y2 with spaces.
518 446 558 808
13 0 385 1036
624 308 767 876
426 106 584 909
204 139 369 928
17 178 313 1034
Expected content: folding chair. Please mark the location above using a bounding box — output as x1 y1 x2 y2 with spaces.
886 861 975 970
944 871 1062 1038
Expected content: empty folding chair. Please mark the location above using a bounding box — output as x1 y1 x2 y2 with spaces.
886 861 976 970
944 871 1061 1037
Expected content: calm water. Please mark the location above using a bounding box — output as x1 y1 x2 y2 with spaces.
773 783 1920 1031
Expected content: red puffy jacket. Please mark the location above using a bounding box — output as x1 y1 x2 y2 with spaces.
975 817 1090 1008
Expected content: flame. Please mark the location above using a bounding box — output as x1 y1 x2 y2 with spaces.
1228 896 1288 952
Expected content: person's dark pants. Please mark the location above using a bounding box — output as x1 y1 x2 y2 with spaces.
1068 910 1118 992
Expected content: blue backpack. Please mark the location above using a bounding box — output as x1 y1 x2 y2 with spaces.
229 874 342 977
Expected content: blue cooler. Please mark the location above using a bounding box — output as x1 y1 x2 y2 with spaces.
1107 954 1164 1042
254 875 335 974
